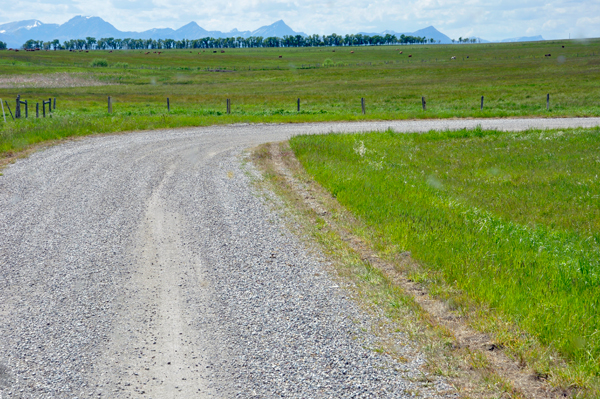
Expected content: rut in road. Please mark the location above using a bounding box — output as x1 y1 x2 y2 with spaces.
97 162 224 398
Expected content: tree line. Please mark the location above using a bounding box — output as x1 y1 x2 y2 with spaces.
20 33 454 51
0 41 7 50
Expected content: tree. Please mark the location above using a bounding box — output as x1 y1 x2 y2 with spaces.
23 39 38 49
0 41 6 50
86 37 97 50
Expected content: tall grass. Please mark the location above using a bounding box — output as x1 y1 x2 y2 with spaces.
290 127 600 377
89 58 108 67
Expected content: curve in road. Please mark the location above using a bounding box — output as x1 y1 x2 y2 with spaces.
1 118 598 398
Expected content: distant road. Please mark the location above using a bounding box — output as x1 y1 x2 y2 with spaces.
0 117 598 398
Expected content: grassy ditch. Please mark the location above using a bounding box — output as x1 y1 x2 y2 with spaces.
289 127 600 392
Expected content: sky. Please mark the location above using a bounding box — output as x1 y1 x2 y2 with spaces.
1 0 598 41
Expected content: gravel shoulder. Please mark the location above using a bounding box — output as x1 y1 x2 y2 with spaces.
1 118 598 398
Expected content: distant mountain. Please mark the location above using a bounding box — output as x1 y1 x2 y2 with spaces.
250 20 306 38
52 16 123 40
174 22 210 39
0 19 59 47
0 16 306 47
359 26 453 44
0 19 45 34
500 35 544 43
411 26 452 43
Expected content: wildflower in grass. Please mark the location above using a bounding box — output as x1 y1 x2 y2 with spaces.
354 140 367 157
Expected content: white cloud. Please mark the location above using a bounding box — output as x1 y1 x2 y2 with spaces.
542 20 559 30
576 16 600 27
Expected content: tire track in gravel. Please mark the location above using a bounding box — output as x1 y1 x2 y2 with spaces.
0 118 599 399
101 162 219 398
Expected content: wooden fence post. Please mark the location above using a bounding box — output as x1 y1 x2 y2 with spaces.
16 95 20 119
422 96 426 111
167 97 170 112
361 97 365 114
24 100 28 118
108 96 112 113
297 98 300 112
36 103 39 118
48 98 52 113
546 93 550 111
53 97 56 110
481 96 484 110
43 101 46 118
227 98 231 114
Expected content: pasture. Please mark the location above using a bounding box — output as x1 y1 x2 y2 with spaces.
0 39 600 155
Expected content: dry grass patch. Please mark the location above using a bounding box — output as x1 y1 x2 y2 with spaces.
0 72 112 88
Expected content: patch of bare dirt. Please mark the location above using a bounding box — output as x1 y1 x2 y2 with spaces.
0 72 113 88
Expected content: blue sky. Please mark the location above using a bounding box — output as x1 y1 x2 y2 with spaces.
1 0 598 40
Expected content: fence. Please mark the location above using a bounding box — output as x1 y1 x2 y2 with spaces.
3 93 556 122
6 95 56 120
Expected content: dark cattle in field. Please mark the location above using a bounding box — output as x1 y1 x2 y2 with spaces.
399 51 403 54
278 55 282 58
408 54 412 57
213 50 217 53
562 45 565 48
221 50 225 53
451 56 456 60
545 54 551 57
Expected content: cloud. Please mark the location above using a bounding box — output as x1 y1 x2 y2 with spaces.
1 0 599 40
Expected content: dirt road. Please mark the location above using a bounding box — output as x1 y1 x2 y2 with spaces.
1 118 598 398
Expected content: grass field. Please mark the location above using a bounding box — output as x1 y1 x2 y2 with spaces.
0 39 600 156
289 126 600 389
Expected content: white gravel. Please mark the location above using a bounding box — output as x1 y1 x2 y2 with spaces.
1 118 598 398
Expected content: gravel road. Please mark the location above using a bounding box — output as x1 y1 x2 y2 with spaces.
1 118 599 399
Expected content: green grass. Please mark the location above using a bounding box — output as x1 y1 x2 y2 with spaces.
1 39 600 155
289 127 600 381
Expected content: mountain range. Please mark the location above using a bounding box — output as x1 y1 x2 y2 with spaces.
0 16 544 48
0 17 309 47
